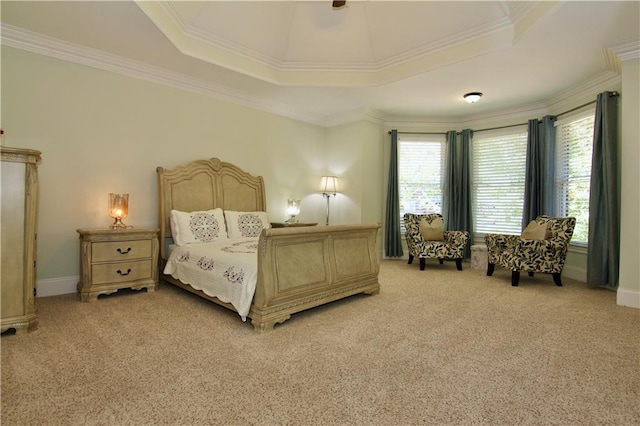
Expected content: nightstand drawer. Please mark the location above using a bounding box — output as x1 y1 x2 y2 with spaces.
91 260 152 285
92 240 152 262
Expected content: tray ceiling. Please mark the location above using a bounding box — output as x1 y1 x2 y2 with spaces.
1 1 638 125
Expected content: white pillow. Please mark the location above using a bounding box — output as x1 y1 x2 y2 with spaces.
170 208 228 246
224 211 270 238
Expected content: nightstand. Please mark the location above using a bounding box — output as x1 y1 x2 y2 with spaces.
270 222 318 228
76 227 159 302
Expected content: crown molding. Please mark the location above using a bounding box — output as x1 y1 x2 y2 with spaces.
609 37 640 61
381 117 465 133
135 0 558 86
0 23 328 127
373 16 513 71
0 23 626 131
381 102 548 132
510 0 561 42
376 71 621 131
544 71 621 115
324 107 387 128
604 37 640 73
458 102 548 130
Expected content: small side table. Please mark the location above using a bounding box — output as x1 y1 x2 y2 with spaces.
270 222 318 228
470 244 488 270
76 227 159 302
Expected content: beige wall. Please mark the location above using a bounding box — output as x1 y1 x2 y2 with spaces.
3 45 638 307
325 121 384 225
2 47 337 280
618 57 640 308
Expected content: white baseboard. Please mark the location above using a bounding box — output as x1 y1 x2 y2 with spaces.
36 276 78 297
617 289 640 309
36 272 638 309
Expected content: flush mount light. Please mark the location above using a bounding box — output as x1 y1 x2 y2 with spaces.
464 92 483 103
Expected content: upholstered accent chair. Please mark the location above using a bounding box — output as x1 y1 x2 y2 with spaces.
403 213 470 271
485 215 576 286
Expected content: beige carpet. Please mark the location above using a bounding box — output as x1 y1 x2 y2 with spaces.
2 260 639 425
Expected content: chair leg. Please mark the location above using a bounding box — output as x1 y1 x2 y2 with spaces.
553 273 563 286
438 258 444 265
487 263 495 276
511 271 520 286
408 254 414 265
419 258 426 271
455 259 463 271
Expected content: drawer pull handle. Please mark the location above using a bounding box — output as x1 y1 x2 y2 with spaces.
117 269 132 276
117 247 132 254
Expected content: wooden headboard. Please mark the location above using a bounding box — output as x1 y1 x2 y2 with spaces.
156 158 266 259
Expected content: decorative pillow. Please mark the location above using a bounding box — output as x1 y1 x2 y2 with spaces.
170 208 228 246
521 220 548 240
419 216 444 241
224 211 270 238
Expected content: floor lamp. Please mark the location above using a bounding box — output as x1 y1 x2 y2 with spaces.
319 176 338 226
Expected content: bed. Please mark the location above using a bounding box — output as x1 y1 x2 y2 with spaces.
156 157 381 333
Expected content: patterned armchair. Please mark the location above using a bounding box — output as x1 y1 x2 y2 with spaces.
485 215 576 286
403 213 470 271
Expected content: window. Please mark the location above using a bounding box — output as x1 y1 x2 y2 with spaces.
555 109 595 245
398 134 445 229
472 127 528 238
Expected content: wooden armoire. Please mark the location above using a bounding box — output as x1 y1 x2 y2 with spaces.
1 146 41 333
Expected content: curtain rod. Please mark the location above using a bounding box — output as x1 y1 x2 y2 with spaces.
388 91 619 135
390 131 447 135
554 91 618 119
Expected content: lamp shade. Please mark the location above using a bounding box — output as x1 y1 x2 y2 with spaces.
108 193 129 229
287 199 300 216
319 176 339 195
109 193 128 220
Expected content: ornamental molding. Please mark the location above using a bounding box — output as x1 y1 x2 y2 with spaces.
604 38 640 73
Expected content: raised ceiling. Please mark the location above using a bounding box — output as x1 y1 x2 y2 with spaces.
1 1 639 126
138 1 546 86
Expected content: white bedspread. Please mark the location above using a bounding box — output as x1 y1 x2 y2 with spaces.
163 238 259 319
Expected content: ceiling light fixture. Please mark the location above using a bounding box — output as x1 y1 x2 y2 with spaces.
332 0 346 9
463 92 483 104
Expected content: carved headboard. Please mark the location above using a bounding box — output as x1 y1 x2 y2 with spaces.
156 158 266 259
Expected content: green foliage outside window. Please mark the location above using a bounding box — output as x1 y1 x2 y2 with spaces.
398 139 444 231
556 114 594 245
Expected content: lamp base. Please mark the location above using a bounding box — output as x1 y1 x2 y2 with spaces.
323 193 335 226
111 218 128 229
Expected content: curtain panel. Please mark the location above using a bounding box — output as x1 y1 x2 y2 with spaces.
523 115 557 227
443 129 473 258
587 92 620 289
384 129 404 257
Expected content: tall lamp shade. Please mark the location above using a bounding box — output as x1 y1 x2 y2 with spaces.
319 176 339 225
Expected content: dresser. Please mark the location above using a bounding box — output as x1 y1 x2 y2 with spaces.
76 228 159 301
1 147 41 333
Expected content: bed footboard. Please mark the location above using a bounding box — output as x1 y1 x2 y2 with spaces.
251 223 381 333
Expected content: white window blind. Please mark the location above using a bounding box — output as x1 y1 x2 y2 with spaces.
472 127 527 236
398 135 445 229
555 110 595 245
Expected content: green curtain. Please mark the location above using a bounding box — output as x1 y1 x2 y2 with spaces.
384 129 403 257
443 129 473 257
523 115 556 226
587 92 619 289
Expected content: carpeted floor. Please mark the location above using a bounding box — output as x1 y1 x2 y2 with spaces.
2 259 639 425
